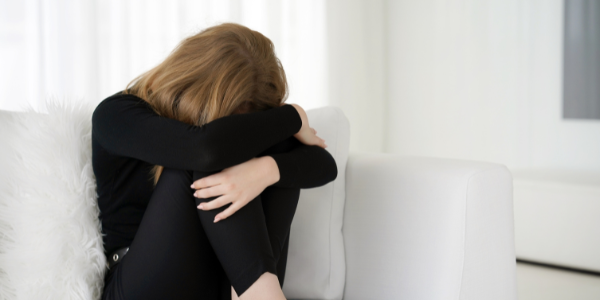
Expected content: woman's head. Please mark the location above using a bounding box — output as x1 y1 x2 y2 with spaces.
125 22 288 183
125 22 288 126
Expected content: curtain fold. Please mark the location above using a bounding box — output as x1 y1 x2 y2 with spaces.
0 0 328 112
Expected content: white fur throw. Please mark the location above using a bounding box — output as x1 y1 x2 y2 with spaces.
0 99 106 300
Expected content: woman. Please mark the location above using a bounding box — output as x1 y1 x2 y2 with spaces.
92 22 338 300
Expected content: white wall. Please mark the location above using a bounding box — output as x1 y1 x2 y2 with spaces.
326 0 387 153
384 0 600 171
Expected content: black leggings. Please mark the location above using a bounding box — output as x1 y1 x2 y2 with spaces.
101 167 300 300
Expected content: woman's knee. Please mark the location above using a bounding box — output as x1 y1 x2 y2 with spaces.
149 168 196 208
155 168 193 190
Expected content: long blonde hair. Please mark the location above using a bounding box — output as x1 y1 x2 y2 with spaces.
124 23 289 184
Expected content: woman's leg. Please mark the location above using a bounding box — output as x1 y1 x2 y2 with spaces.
105 167 285 300
231 186 300 299
104 167 299 299
192 170 284 297
259 186 300 287
109 168 230 300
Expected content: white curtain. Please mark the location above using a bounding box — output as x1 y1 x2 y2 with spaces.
0 0 328 112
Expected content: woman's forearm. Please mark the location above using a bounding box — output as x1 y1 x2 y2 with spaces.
258 136 338 189
92 93 302 172
189 135 336 222
266 146 337 189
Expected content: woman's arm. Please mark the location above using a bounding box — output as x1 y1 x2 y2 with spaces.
192 136 338 222
260 136 338 189
92 93 302 172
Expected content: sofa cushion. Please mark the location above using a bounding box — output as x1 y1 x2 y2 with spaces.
283 106 350 300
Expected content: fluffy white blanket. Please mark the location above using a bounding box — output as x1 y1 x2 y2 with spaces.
0 99 106 300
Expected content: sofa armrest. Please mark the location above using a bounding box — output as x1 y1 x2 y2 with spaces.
342 152 517 300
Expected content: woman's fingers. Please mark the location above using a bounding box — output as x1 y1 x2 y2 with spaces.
293 119 328 148
194 184 226 199
214 202 242 223
191 173 222 189
313 135 327 148
198 195 231 210
309 128 326 147
193 156 276 223
197 194 241 223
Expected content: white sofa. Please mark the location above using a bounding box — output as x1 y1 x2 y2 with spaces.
341 153 517 300
0 102 517 300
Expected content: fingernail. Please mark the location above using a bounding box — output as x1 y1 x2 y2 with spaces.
214 217 220 223
197 204 203 209
194 192 198 198
190 184 194 188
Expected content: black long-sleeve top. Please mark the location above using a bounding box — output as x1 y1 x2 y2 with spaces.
91 92 338 255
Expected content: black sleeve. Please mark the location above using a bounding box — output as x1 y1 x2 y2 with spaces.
258 136 338 189
91 93 302 173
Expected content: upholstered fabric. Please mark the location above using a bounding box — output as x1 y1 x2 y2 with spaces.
342 154 517 300
283 107 350 300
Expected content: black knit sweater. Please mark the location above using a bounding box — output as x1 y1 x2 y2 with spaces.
91 92 338 255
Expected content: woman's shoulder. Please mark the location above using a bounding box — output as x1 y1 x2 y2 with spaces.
94 91 147 115
97 91 145 107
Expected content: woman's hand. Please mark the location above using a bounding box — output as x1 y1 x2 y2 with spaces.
191 156 280 223
287 103 327 149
